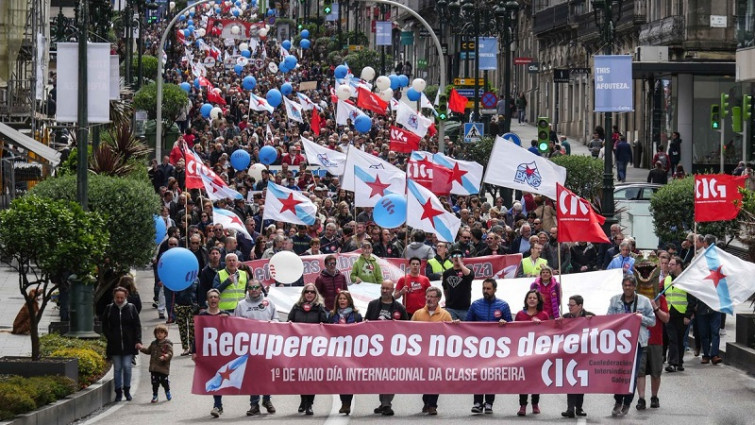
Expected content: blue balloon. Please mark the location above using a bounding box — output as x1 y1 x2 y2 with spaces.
153 215 167 245
300 29 310 39
232 8 240 16
282 40 292 50
266 88 282 107
189 10 195 17
334 65 349 79
373 194 407 228
157 247 199 292
284 55 297 69
231 149 251 170
242 75 256 90
267 9 275 16
184 29 191 37
187 19 194 26
215 7 221 13
234 64 244 75
279 61 289 73
179 82 191 93
187 25 195 32
300 39 311 49
216 0 221 4
259 145 278 165
280 82 293 96
407 87 421 101
398 74 409 88
200 103 213 118
251 0 257 6
241 49 251 58
194 77 200 88
235 0 241 6
389 75 400 90
195 39 203 48
354 114 372 134
178 15 186 21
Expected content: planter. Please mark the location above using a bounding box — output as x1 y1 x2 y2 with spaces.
48 321 102 335
735 313 755 348
0 356 78 383
67 276 99 338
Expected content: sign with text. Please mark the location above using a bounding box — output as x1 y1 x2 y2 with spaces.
375 21 392 46
594 55 634 112
478 37 499 70
192 315 641 395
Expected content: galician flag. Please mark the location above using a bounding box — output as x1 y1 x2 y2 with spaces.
201 173 244 202
205 355 249 392
335 100 366 126
300 136 346 176
283 96 304 123
212 207 251 239
249 93 275 114
355 168 406 208
296 92 320 111
342 145 404 192
263 181 317 225
406 179 461 243
432 152 483 196
670 244 755 314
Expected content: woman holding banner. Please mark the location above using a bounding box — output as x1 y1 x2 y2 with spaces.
287 284 329 415
559 295 594 418
515 290 549 416
329 291 363 415
529 266 562 319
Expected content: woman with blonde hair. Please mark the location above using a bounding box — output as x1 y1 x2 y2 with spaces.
329 291 363 415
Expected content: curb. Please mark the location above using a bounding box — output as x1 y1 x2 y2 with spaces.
1 369 114 425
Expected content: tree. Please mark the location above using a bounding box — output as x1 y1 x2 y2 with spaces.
0 196 108 360
132 82 188 125
343 49 392 76
649 176 739 245
132 55 159 81
551 155 604 200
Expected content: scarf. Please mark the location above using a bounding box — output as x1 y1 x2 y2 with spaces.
338 307 353 321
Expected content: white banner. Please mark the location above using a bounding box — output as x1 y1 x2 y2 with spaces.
110 55 121 100
36 33 46 101
56 43 111 123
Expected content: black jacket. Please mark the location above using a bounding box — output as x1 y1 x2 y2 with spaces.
365 298 409 321
287 303 329 323
102 302 142 357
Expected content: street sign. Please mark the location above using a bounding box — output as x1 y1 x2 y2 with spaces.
455 88 476 98
464 122 484 143
481 92 498 109
418 29 430 38
554 68 570 83
501 132 521 146
453 78 484 86
527 63 540 73
514 57 533 65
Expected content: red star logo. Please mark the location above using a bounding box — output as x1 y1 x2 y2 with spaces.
256 99 266 107
224 212 244 227
420 198 443 228
447 162 468 185
365 174 391 198
278 193 302 214
218 366 233 382
525 166 536 176
705 265 726 288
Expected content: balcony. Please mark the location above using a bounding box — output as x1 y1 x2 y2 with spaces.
639 15 684 46
532 2 569 35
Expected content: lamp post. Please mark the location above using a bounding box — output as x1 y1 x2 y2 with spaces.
495 0 519 134
592 0 622 230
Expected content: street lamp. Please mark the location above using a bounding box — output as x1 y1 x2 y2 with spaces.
592 0 623 230
495 0 519 134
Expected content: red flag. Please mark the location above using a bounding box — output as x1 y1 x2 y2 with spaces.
448 88 468 114
694 174 747 222
556 183 610 244
206 89 227 106
427 122 437 138
356 87 388 116
389 126 421 153
310 108 322 136
407 151 453 195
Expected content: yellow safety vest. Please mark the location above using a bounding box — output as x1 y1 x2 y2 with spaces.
521 257 548 277
217 269 248 311
427 257 453 274
664 275 687 314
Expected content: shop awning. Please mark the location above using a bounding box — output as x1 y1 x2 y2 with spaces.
0 122 61 166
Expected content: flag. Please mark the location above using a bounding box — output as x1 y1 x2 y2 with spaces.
671 244 755 314
201 173 244 202
389 125 421 153
310 108 322 136
263 181 317 225
395 102 432 138
300 136 346 176
249 93 274 114
205 355 249 392
432 152 483 196
336 100 366 126
342 146 405 192
213 207 252 239
265 123 274 143
407 151 452 195
421 93 436 114
483 138 567 200
283 96 304 123
356 87 388 115
206 89 227 106
406 179 461 243
390 98 400 111
449 88 468 113
694 174 747 222
183 146 230 190
355 168 406 207
296 92 320 111
556 183 610 244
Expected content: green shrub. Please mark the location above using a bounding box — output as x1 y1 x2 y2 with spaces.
551 155 604 201
0 375 76 420
0 383 36 415
40 334 107 358
49 348 107 388
45 375 77 398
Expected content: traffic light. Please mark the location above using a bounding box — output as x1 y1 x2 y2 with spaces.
732 106 742 133
744 95 753 120
537 117 550 153
323 0 332 14
721 93 730 118
710 104 721 130
438 95 448 121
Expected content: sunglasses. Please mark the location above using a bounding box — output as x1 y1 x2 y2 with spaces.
451 254 463 258
247 285 262 290
304 290 316 294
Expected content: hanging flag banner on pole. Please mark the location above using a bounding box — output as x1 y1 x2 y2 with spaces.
593 55 634 112
478 37 499 70
693 174 747 222
376 21 392 46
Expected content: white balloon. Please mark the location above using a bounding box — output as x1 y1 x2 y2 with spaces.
336 85 351 100
230 25 241 35
239 42 249 51
268 62 278 73
412 78 427 92
197 28 206 37
169 1 175 10
375 75 390 91
269 251 304 284
190 7 195 12
259 28 269 37
378 88 393 102
248 163 267 181
360 66 376 81
210 107 223 120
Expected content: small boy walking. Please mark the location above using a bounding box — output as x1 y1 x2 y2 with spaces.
140 324 173 403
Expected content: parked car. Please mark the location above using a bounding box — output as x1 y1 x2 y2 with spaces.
614 183 662 250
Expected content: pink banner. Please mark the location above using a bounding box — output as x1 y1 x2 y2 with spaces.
192 315 641 395
244 253 522 286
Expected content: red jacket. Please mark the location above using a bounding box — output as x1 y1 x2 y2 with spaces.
314 269 348 311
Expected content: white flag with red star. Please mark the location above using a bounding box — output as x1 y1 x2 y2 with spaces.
249 93 275 114
262 181 317 226
406 179 460 243
355 168 406 208
212 207 251 239
200 173 244 202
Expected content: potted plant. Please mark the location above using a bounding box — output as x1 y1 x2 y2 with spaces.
0 195 108 367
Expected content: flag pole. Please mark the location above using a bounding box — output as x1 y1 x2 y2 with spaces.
693 221 698 257
557 241 563 316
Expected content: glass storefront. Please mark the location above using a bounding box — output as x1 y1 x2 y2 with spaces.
692 76 738 172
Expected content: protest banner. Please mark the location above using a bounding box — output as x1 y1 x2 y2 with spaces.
192 315 641 395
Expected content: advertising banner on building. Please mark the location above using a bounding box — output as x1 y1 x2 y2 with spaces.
192 315 641 395
593 55 634 112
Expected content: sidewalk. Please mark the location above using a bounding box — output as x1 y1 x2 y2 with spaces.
0 264 57 356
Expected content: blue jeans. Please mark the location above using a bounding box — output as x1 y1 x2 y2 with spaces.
445 308 468 321
697 312 721 358
111 354 134 390
616 161 628 182
614 345 643 406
